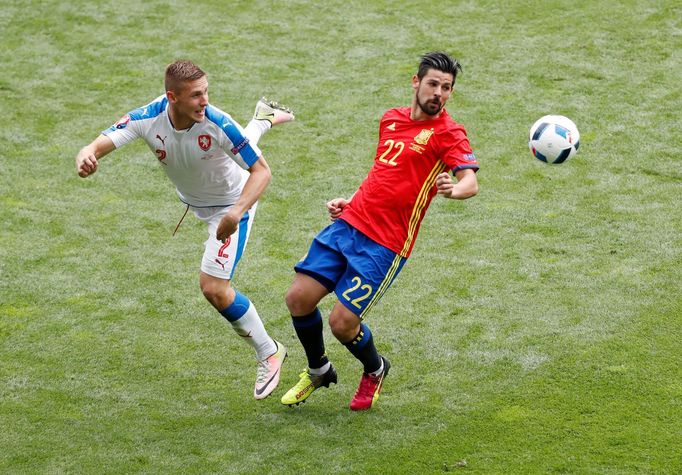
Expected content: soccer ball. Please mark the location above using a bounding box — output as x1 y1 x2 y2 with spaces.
529 115 580 164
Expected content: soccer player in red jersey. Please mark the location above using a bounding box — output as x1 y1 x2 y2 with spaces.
280 52 479 410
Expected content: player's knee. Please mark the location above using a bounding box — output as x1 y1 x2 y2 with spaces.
200 284 216 304
329 313 359 342
285 285 312 315
200 279 233 310
200 283 220 307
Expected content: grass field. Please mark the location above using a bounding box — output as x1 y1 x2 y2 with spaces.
1 0 681 473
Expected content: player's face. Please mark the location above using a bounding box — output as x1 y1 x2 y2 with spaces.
412 69 454 117
168 76 209 128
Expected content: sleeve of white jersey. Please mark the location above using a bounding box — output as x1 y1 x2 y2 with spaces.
102 111 143 149
206 106 262 170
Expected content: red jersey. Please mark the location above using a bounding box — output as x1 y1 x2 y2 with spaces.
340 107 479 258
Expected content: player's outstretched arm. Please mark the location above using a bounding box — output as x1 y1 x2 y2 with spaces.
436 168 478 200
216 156 272 242
76 134 115 178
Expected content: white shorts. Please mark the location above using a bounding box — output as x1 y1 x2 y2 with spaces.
191 203 258 280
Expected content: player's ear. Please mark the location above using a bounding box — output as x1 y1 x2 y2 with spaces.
166 90 177 103
412 74 419 91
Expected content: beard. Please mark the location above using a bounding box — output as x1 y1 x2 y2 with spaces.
417 96 443 116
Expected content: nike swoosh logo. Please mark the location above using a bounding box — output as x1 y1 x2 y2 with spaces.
255 365 281 396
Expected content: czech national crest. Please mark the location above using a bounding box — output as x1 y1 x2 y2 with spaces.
198 135 211 151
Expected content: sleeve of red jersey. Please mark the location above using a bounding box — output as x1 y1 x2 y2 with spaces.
440 128 480 173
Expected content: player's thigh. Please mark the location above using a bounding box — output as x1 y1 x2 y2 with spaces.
335 239 406 319
285 272 331 315
293 222 349 288
197 205 257 280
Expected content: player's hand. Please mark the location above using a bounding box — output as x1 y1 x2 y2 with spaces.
326 198 349 221
76 151 98 178
216 210 241 243
436 172 455 198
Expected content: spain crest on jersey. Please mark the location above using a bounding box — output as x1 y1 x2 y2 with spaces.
414 128 434 146
198 135 211 151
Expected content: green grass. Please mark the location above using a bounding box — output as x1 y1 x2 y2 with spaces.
1 0 681 473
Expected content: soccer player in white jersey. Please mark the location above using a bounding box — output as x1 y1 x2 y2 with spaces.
75 60 294 400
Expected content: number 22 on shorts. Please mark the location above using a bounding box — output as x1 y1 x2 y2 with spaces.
341 276 373 309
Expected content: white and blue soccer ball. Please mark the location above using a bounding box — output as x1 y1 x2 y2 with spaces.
529 115 580 164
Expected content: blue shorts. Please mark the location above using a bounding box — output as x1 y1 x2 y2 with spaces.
294 219 407 318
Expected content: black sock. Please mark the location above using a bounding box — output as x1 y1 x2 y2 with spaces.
292 308 329 370
344 323 382 373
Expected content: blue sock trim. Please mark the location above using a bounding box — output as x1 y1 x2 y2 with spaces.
292 308 322 329
220 291 251 322
345 323 371 350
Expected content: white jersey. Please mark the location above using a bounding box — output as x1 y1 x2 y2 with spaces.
103 95 262 207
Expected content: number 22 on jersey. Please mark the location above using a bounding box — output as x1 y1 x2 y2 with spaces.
378 140 404 166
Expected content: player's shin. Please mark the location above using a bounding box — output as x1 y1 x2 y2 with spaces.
220 290 277 360
343 323 382 374
243 119 270 146
292 308 329 372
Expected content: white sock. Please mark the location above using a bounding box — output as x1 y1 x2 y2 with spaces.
229 302 277 360
309 361 331 376
244 119 271 146
369 360 384 377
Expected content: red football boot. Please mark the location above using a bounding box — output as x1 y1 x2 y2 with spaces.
349 357 391 411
